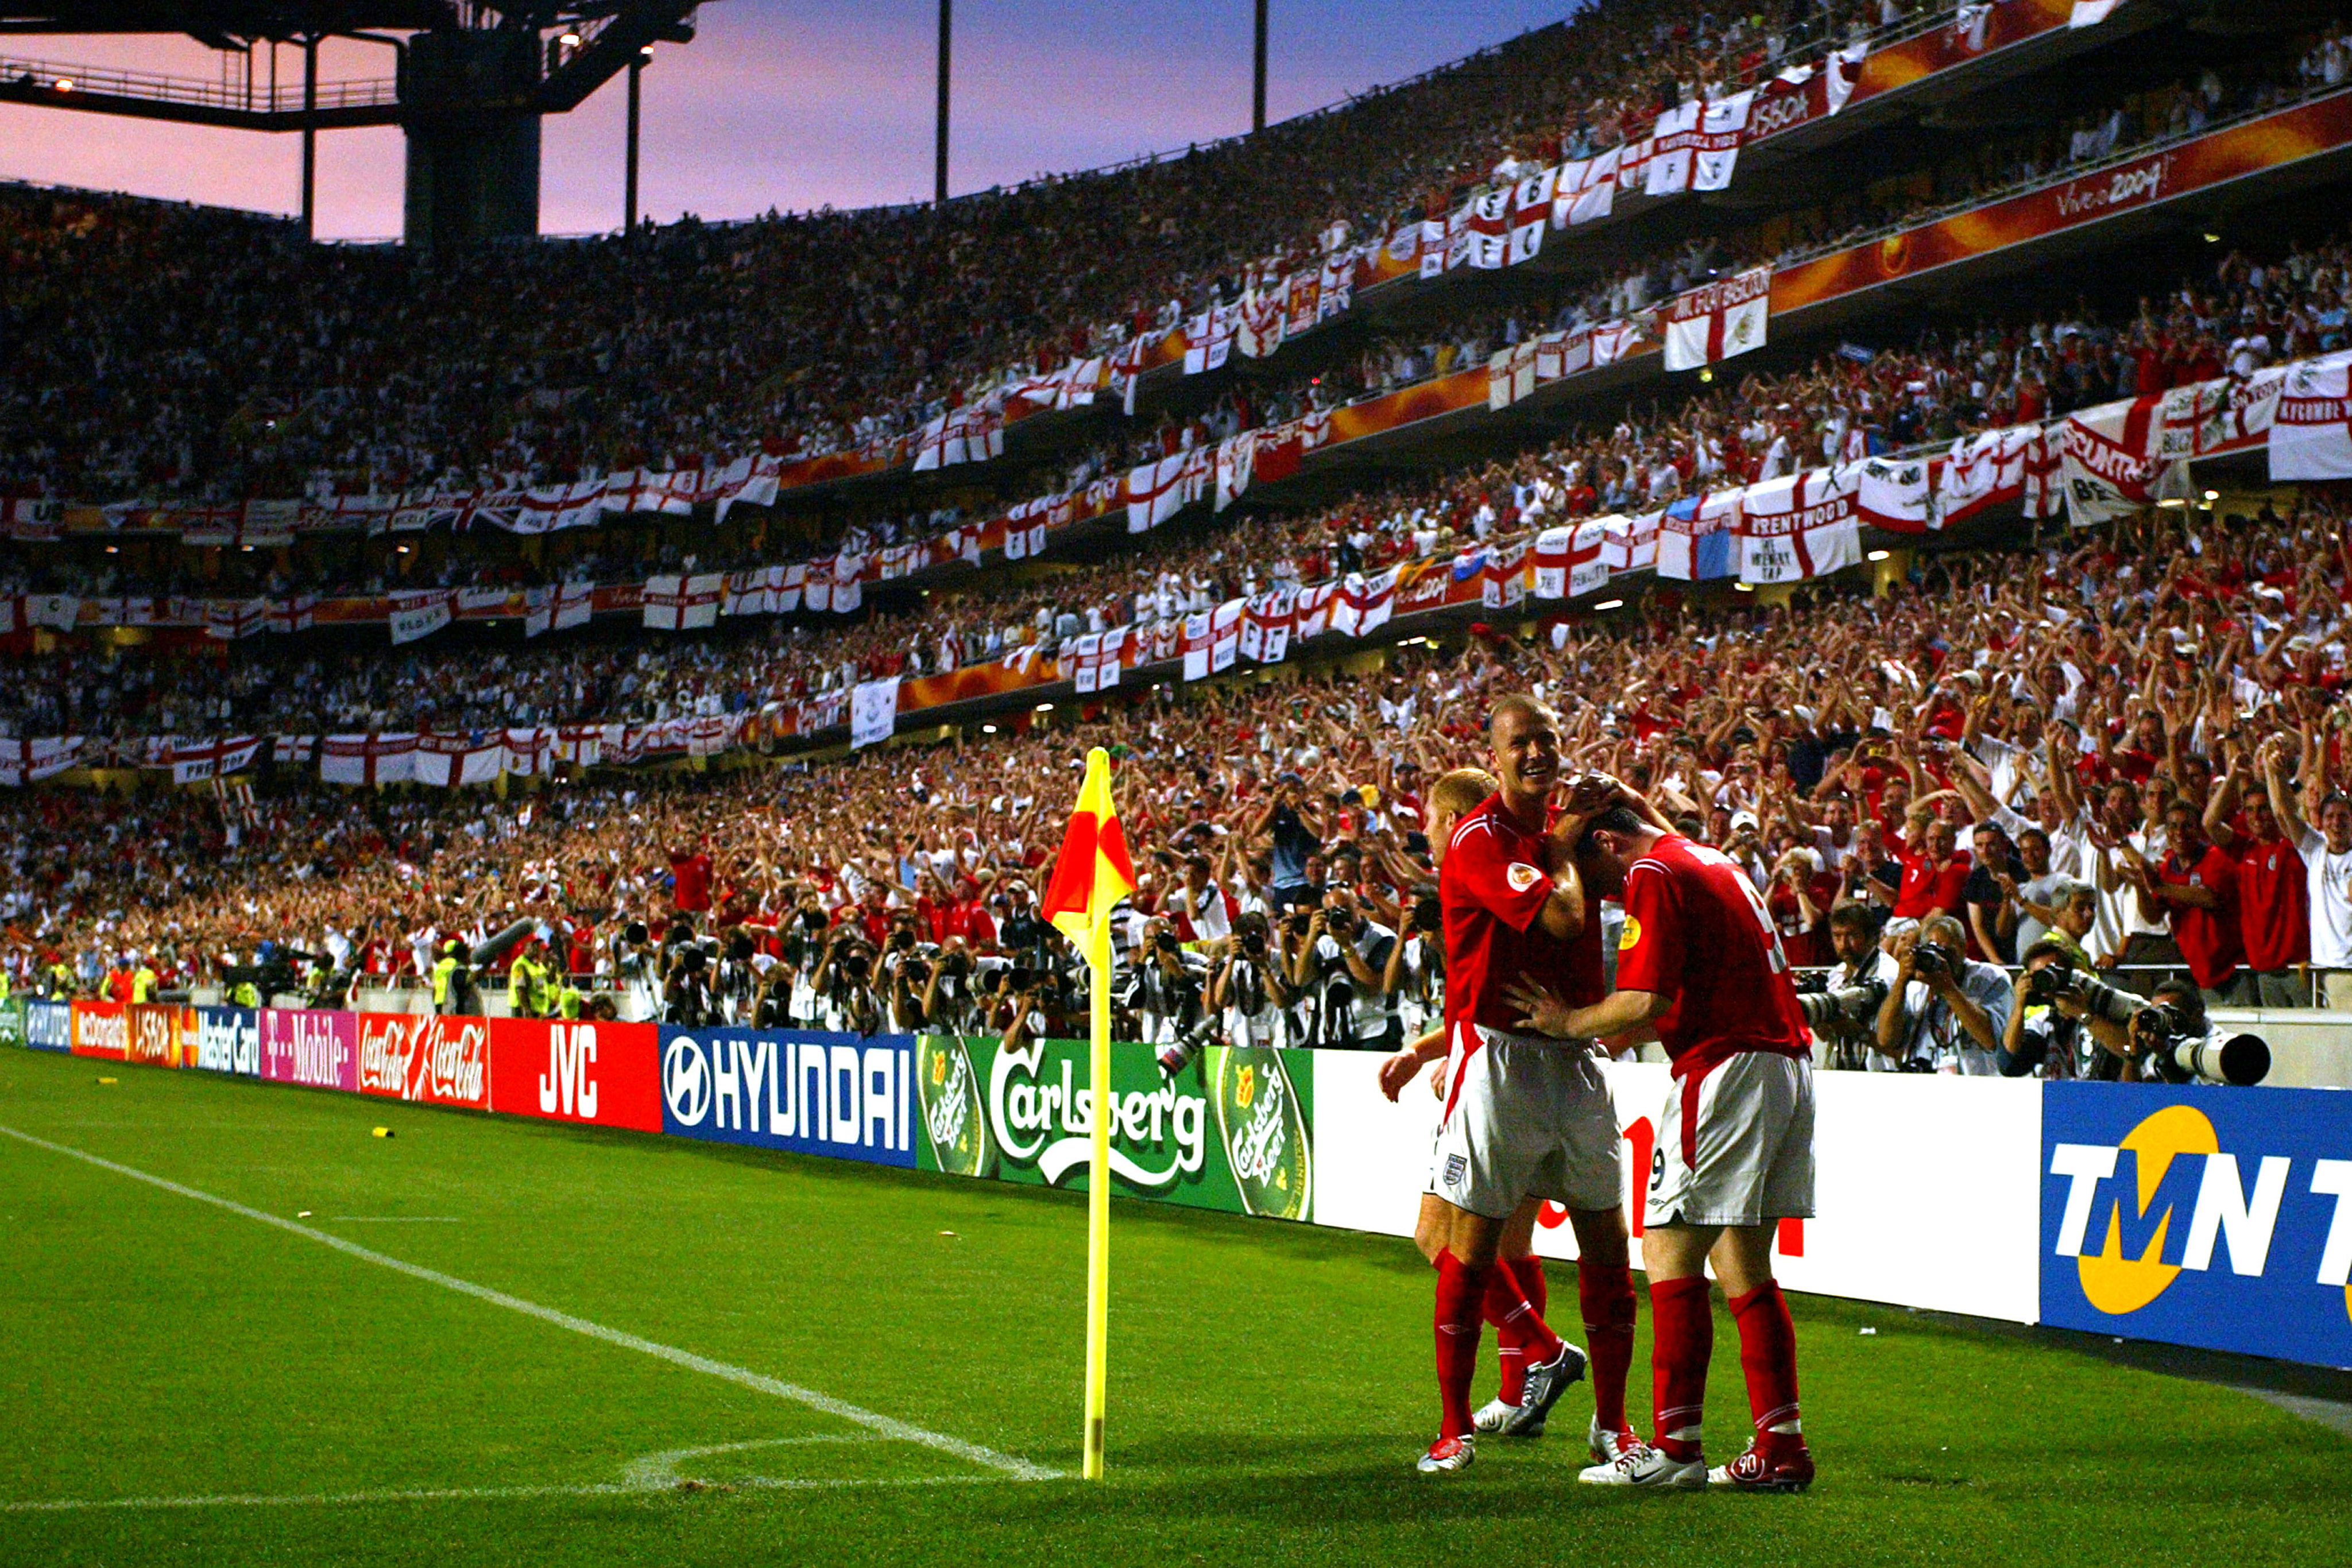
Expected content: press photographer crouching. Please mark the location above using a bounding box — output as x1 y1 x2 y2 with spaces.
1997 944 2269 1083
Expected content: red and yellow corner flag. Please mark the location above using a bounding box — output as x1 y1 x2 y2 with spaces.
1040 747 1137 955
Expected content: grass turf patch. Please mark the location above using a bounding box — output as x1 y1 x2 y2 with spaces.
0 1046 2344 1566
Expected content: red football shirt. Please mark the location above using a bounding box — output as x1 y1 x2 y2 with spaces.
668 850 713 913
2234 834 2308 971
1440 793 1603 1039
1893 849 1971 920
1614 835 1811 1078
2159 842 2242 989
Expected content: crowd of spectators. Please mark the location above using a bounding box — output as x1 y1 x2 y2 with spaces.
15 0 2312 518
10 491 2352 1083
9 222 2350 753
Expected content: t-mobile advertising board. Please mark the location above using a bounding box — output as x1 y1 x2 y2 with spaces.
260 1008 357 1092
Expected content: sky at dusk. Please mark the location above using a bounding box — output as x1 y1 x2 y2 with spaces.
0 1 1573 239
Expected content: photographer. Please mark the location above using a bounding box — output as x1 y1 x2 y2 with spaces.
916 943 982 1035
1212 912 1293 1048
1128 915 1208 1047
811 929 883 1036
1796 901 1896 1070
661 939 717 1027
1999 938 2138 1080
1289 891 1398 1050
993 960 1067 1050
1383 886 1445 1042
1874 912 2011 1074
2125 978 2268 1086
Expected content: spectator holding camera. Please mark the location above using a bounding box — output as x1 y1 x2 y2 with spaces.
1874 913 2013 1075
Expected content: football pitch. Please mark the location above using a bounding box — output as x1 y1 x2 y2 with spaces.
1 1047 2345 1568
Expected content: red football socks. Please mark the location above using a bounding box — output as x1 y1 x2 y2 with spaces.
1577 1259 1638 1436
1434 1250 1495 1439
1484 1255 1566 1406
1648 1275 1715 1462
1728 1281 1802 1447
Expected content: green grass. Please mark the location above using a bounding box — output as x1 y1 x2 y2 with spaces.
0 1046 2343 1567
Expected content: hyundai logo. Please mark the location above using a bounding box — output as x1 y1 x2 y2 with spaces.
663 1035 711 1126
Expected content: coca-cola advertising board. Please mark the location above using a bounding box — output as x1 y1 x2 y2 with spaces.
355 1012 491 1109
490 1018 662 1133
260 1008 358 1092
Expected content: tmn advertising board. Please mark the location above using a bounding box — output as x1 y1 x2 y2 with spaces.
913 1037 1314 1221
2041 1082 2352 1366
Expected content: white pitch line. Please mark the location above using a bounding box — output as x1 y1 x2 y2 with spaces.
0 1124 1061 1482
1 1474 995 1515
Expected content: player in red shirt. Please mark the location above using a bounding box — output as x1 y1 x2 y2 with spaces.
1410 696 1641 1476
1512 802 1817 1493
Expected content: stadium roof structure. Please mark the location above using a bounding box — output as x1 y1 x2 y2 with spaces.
0 0 699 241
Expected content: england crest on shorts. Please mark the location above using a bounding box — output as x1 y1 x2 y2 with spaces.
1444 1153 1467 1187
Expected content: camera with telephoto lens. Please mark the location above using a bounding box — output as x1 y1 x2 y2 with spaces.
2024 956 2083 1006
1411 895 1442 935
1794 973 1889 1036
1325 907 1355 938
1239 926 1267 958
2132 1001 2269 1086
1156 1012 1222 1078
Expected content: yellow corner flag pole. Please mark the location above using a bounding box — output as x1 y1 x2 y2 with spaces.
1038 745 1136 1483
1082 907 1112 1480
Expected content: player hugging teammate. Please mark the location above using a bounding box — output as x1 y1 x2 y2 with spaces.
1402 694 1818 1493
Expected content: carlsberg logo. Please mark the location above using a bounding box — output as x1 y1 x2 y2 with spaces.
988 1042 1205 1191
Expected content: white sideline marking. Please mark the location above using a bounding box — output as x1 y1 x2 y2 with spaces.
1 1474 993 1515
0 1125 1061 1482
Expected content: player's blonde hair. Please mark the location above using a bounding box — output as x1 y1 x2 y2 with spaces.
1428 767 1502 822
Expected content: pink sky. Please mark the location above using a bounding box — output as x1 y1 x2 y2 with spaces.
0 1 1571 238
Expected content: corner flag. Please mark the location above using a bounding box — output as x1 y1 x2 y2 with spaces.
1040 747 1137 943
1039 746 1133 1481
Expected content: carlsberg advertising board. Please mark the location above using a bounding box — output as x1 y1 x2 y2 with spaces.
915 1036 1313 1221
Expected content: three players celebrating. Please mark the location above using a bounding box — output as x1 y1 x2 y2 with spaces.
1403 694 1817 1492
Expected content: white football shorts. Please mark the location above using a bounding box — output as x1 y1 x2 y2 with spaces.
1426 1023 1624 1220
1644 1050 1815 1229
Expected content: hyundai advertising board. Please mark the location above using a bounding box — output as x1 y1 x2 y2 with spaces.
2041 1082 2352 1366
24 1000 72 1054
659 1027 916 1167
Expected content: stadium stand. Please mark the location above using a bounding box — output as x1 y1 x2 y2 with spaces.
10 0 2352 1073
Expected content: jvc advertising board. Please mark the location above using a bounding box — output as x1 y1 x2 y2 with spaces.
659 1026 917 1168
2041 1082 2352 1365
915 1037 1314 1221
491 1019 663 1133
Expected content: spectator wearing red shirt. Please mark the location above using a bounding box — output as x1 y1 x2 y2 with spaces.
2122 798 2246 1004
668 843 713 914
2205 747 2308 1008
1893 815 1971 923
